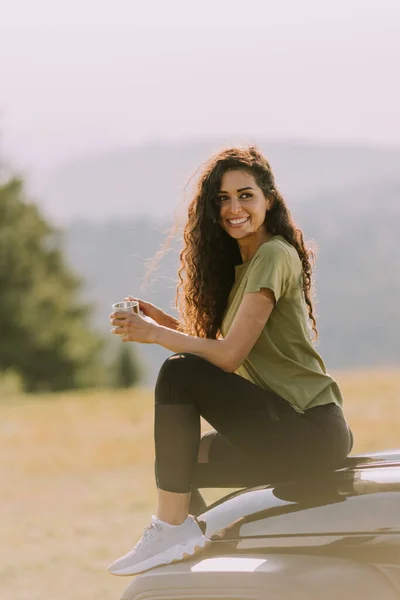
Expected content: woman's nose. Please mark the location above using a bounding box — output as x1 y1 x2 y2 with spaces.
230 198 242 213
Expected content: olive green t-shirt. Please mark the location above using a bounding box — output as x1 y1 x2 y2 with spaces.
221 235 344 414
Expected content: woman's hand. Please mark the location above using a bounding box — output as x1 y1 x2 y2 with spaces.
110 310 158 344
123 296 180 330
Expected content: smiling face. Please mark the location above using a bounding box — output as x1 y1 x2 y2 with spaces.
218 170 270 246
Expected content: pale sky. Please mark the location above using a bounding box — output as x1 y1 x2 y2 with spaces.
1 0 400 174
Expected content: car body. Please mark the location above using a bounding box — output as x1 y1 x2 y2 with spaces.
120 449 400 599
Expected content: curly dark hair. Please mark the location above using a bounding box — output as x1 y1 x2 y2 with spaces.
176 145 317 341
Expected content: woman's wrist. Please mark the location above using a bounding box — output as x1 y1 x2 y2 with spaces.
160 312 181 331
152 322 173 345
149 321 162 344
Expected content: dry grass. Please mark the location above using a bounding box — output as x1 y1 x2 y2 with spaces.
1 369 399 600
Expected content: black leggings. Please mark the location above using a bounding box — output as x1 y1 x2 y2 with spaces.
154 353 353 510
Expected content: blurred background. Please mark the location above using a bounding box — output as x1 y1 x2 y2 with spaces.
1 1 399 599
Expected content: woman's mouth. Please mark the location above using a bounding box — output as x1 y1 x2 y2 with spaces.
227 216 250 228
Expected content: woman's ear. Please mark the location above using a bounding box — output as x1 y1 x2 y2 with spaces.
267 190 276 210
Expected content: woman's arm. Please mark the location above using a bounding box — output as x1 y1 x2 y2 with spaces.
154 289 274 371
114 288 275 372
123 296 181 330
158 313 181 331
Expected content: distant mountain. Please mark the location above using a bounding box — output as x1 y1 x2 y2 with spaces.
63 174 400 382
300 180 400 369
40 139 400 222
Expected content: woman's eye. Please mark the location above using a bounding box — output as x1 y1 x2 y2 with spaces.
217 193 252 203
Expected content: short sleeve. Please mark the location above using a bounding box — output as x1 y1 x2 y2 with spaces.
244 242 292 302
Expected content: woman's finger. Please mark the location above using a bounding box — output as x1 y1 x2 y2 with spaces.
111 326 126 335
123 296 143 304
109 315 125 324
110 310 135 320
111 318 127 327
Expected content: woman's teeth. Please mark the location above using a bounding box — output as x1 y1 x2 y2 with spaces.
228 217 249 225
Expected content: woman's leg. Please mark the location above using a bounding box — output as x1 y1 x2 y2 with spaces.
189 430 264 515
109 352 351 576
189 430 249 515
155 353 351 522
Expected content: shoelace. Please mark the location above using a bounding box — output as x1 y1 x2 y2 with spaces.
134 519 163 549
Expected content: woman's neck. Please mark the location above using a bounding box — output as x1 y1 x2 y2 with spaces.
238 230 272 263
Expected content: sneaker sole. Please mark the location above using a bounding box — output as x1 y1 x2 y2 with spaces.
109 535 210 576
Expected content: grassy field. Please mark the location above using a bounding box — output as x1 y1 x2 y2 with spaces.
1 368 399 600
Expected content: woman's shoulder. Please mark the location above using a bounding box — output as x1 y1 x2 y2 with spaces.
253 236 302 283
255 235 295 262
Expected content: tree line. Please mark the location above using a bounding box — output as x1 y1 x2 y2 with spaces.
0 171 142 393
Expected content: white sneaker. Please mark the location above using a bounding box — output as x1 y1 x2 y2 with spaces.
108 515 210 576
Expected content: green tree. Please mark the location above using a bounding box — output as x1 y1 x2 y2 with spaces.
112 342 142 388
0 175 104 391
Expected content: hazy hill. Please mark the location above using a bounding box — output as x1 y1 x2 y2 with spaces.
63 174 400 382
39 138 398 382
40 139 400 222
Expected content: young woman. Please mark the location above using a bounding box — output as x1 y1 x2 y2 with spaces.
108 146 353 577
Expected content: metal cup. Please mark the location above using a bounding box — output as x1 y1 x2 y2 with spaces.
112 300 139 314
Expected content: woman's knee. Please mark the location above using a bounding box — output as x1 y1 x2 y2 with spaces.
155 353 208 404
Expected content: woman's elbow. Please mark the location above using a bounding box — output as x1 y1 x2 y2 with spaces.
220 352 245 373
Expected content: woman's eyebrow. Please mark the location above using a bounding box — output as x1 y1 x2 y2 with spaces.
218 186 254 194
